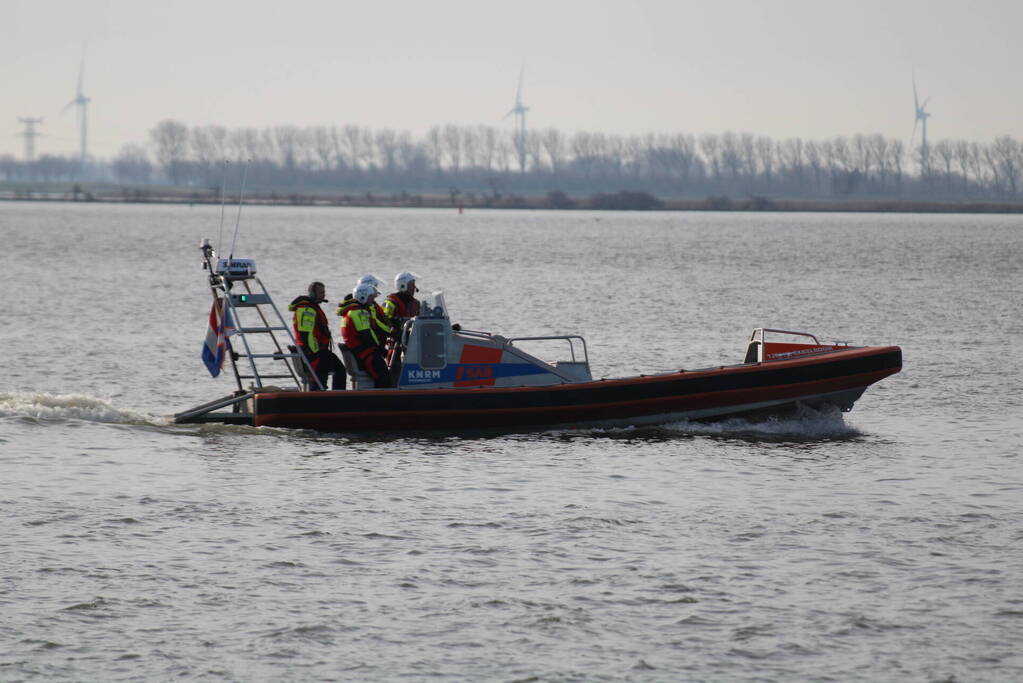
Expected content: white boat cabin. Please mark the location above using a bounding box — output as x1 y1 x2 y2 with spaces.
346 292 591 391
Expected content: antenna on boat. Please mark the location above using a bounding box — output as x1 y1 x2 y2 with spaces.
216 159 229 257
228 159 250 260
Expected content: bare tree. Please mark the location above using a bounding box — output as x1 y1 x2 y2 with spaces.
149 119 189 183
273 125 302 171
541 128 566 178
824 137 853 192
342 124 368 171
188 125 226 185
606 134 627 180
571 132 595 179
700 134 721 183
992 135 1020 196
311 126 336 172
113 143 152 183
755 136 774 190
589 132 610 179
106 117 1017 200
675 134 698 186
495 135 514 173
642 133 666 182
851 134 870 181
779 138 805 192
953 140 973 195
739 133 757 188
967 141 988 194
329 125 347 171
525 131 544 174
720 132 742 182
461 127 481 177
624 135 646 181
395 131 426 175
374 128 398 175
225 128 261 164
889 139 904 192
804 140 823 193
441 124 463 175
478 126 498 173
425 126 444 173
869 135 890 192
932 139 956 193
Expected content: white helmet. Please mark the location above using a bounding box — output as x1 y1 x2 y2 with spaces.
353 282 379 304
395 271 419 293
357 274 384 290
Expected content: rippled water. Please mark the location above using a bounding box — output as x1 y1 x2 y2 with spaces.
1 202 1021 680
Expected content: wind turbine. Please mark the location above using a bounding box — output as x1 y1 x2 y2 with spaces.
504 68 529 173
62 50 91 165
911 74 931 177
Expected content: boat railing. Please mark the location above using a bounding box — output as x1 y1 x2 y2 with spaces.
504 335 589 368
749 328 821 345
455 330 591 383
745 327 852 364
175 241 320 424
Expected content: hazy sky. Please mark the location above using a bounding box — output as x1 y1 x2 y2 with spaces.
3 0 1021 159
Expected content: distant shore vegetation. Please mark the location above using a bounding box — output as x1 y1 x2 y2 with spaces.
2 120 1022 211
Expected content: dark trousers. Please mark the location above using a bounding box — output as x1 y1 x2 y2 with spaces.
308 349 346 390
356 347 392 388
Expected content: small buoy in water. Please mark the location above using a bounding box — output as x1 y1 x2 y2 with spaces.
458 200 464 214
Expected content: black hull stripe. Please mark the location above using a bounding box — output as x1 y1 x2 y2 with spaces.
256 347 901 419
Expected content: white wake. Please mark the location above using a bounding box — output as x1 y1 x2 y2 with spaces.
0 391 154 425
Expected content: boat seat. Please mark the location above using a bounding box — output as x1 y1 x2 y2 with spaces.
339 345 374 390
744 341 762 364
288 345 316 389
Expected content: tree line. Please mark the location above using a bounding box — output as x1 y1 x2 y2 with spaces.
2 119 1021 201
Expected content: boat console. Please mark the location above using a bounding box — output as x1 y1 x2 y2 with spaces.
383 291 592 391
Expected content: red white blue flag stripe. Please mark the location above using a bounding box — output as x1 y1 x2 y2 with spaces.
202 298 235 377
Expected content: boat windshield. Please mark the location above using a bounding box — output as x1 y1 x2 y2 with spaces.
419 291 450 320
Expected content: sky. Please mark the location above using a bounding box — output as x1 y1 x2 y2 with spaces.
2 0 1021 160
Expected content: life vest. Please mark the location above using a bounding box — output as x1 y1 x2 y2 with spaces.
382 292 421 322
338 295 391 345
288 296 331 353
336 296 360 322
373 303 393 337
342 303 383 349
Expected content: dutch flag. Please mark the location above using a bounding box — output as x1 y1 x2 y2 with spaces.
202 298 235 377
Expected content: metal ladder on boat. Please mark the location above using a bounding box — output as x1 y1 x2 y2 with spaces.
173 242 319 425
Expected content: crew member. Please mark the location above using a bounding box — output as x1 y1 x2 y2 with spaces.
341 282 392 388
381 271 421 380
382 271 422 327
338 274 394 343
289 281 345 390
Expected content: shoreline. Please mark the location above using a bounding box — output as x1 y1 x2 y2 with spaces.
2 187 1022 215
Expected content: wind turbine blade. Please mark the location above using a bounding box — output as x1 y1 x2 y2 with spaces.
921 97 931 111
912 75 919 110
910 118 918 147
77 52 86 95
61 99 76 114
515 67 524 105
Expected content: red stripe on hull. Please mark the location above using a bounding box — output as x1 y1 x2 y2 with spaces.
254 346 901 432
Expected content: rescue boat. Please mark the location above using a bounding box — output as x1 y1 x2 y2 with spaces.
174 243 902 433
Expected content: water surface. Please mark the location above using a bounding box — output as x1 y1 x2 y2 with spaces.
1 203 1021 680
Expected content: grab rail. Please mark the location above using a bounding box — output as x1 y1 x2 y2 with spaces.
750 328 820 345
505 335 589 366
453 330 591 383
